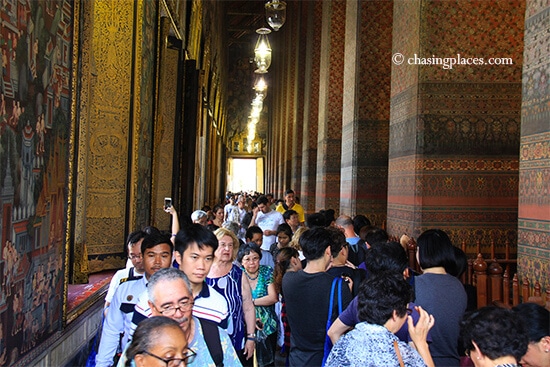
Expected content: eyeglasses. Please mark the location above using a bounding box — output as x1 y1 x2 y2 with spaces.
156 301 194 317
243 256 260 263
140 349 197 366
128 254 142 260
406 308 413 315
220 243 234 249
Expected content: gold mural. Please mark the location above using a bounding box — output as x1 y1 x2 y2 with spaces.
75 0 135 275
188 0 203 61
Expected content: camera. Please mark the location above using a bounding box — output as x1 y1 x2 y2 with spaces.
164 197 172 210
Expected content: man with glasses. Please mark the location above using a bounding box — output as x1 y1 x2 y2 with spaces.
119 268 241 367
104 229 148 310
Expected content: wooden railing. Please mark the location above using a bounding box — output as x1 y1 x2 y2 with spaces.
395 235 549 311
472 253 549 310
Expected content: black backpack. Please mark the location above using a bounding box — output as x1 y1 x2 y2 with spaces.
347 240 367 267
198 317 224 367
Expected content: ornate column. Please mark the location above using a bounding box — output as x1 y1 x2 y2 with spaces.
517 0 550 291
339 0 392 224
76 0 151 274
299 0 321 213
387 0 525 251
315 0 346 212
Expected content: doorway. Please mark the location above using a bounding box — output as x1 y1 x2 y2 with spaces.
227 157 264 193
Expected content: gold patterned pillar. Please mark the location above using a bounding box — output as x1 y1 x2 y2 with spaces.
74 0 155 276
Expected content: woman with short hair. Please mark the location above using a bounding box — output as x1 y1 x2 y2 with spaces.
460 306 528 367
414 229 467 367
325 273 435 367
238 243 278 366
512 302 550 367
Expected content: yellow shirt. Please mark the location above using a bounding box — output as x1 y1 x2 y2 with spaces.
276 202 305 223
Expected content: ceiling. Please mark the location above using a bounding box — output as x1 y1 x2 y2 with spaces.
225 0 270 47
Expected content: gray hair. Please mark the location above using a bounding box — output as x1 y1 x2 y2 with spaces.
191 210 207 221
147 268 192 304
222 220 240 236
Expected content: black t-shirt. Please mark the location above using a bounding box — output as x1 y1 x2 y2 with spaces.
282 270 352 367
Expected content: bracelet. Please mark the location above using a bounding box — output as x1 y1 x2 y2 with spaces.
246 337 256 342
247 333 255 338
252 299 255 306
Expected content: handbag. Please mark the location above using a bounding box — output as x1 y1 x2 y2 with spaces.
321 277 343 366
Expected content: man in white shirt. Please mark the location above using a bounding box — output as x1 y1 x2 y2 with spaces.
95 232 173 367
250 195 284 251
104 230 147 309
224 196 237 221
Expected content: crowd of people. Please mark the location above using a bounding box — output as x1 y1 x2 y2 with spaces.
95 190 550 367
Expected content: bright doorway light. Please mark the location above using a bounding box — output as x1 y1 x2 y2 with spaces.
229 158 258 192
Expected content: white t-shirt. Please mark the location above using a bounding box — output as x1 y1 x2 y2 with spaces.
224 203 237 218
256 210 284 250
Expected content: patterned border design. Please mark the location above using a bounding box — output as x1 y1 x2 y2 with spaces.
518 1 550 291
390 156 519 172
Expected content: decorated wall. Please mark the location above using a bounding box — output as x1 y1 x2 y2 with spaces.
74 0 159 279
387 0 525 250
0 0 73 364
517 0 550 290
339 0 392 223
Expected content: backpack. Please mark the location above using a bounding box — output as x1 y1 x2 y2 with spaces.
198 317 224 367
347 240 367 267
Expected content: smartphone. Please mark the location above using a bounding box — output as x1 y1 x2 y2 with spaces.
164 197 172 210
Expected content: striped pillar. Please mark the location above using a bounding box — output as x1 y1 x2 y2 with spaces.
387 0 525 252
517 0 550 291
339 0 392 225
315 0 346 212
